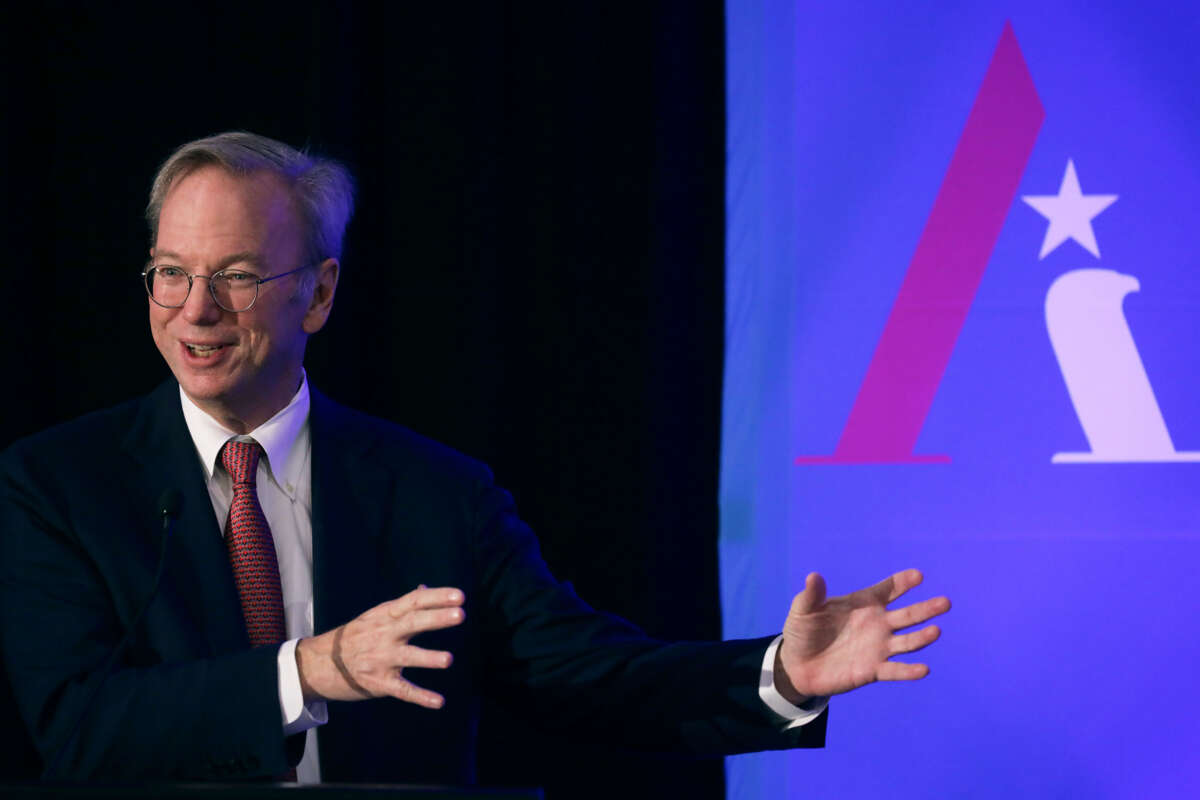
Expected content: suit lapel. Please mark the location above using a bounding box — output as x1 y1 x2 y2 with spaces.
308 388 393 634
121 382 395 655
122 380 249 656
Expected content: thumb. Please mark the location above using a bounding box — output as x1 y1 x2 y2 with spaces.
790 572 827 616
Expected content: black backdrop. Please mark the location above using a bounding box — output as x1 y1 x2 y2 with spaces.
1 3 727 797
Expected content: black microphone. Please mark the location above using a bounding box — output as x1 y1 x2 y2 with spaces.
158 488 183 532
44 489 183 778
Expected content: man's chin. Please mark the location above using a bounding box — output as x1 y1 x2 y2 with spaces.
178 381 233 409
172 369 239 410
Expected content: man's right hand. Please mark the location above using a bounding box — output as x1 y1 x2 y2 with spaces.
295 585 465 708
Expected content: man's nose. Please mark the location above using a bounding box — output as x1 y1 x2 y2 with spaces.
180 275 224 324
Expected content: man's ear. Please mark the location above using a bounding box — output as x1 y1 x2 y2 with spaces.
302 258 340 334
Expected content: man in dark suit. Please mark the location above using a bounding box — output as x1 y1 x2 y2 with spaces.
0 132 950 783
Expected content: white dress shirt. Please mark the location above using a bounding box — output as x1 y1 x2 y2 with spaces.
179 378 326 783
178 375 824 784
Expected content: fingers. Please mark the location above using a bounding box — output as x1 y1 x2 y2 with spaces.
887 624 940 656
790 572 827 615
877 625 940 683
395 644 454 670
876 661 930 682
886 595 951 630
386 586 465 618
372 587 467 640
389 676 446 709
379 643 455 710
390 606 466 638
870 568 923 603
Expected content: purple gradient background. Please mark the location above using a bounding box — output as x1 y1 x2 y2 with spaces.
721 2 1200 797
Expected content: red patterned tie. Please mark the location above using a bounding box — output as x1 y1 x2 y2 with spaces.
221 440 288 648
222 440 297 781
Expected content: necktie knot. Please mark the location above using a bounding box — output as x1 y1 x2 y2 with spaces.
221 439 262 486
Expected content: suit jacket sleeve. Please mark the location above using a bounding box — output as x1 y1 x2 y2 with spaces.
468 472 826 754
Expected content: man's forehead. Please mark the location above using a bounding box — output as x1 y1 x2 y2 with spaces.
155 166 303 257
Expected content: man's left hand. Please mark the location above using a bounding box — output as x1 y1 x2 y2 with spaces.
774 569 951 704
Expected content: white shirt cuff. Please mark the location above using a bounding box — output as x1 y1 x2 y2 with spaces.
759 634 828 730
278 638 328 735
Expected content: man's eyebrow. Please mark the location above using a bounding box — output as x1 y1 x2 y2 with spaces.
152 251 267 270
215 252 267 271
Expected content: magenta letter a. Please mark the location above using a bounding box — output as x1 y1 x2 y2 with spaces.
798 23 1044 465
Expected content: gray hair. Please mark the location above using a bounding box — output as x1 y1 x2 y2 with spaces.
146 131 356 272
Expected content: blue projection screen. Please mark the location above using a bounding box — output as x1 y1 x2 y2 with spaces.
720 3 1200 798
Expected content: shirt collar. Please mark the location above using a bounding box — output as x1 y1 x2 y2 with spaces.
179 373 311 497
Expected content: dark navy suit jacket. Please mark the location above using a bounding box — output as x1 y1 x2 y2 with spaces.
0 380 825 782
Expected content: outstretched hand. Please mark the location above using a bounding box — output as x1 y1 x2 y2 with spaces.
774 569 950 704
296 585 465 708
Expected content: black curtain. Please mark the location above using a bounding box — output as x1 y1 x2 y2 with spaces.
1 3 726 797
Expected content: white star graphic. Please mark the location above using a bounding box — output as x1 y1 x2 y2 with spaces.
1022 159 1118 259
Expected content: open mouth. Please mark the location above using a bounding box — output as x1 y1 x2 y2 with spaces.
184 343 228 358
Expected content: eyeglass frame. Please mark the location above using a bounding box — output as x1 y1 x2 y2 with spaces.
141 262 316 313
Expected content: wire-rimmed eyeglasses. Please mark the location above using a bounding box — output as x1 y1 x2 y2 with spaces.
141 264 312 313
